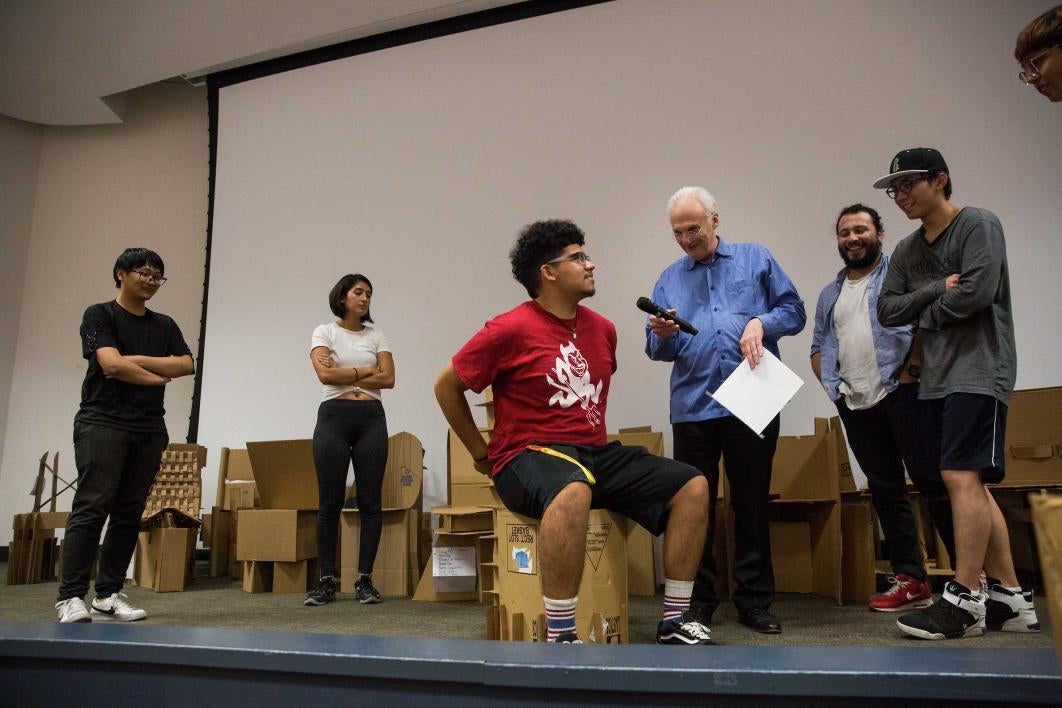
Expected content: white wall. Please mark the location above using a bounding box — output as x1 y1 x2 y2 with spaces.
1 0 1060 548
0 114 43 491
0 82 207 542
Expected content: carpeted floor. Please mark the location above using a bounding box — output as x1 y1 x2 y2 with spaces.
2 562 1054 649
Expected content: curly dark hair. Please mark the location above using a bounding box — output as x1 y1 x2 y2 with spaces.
835 203 883 235
328 273 374 322
113 247 164 288
509 220 586 298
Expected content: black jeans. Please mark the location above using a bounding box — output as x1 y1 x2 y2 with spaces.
835 383 955 577
312 399 388 578
674 415 779 618
58 422 168 601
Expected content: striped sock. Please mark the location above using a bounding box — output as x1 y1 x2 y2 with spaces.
662 578 694 622
544 595 578 642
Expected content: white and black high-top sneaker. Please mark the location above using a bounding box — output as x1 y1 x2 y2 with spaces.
897 580 985 640
985 582 1040 633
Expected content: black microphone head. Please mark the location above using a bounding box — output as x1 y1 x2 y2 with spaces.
636 297 655 314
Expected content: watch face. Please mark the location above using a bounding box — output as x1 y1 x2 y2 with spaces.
908 364 922 378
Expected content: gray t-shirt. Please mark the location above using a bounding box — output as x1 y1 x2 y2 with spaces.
877 206 1016 404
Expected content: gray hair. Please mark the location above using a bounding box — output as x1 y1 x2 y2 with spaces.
667 186 717 217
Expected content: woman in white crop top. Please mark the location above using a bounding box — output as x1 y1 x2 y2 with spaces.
304 273 394 607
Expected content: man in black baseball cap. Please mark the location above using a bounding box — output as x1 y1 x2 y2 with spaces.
874 148 1040 641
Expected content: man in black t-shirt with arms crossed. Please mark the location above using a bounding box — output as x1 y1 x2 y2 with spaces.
55 248 194 623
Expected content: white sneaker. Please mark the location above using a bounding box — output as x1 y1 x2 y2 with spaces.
55 597 91 623
986 584 1040 633
91 592 147 622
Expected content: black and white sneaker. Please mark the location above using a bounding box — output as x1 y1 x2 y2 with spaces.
554 631 583 643
55 597 91 623
986 583 1040 632
91 592 147 622
897 581 985 640
304 576 337 606
656 609 715 645
354 575 382 604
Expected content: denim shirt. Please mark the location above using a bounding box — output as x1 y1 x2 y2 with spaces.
645 238 806 423
810 255 913 402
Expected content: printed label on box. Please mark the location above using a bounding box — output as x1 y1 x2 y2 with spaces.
585 522 611 571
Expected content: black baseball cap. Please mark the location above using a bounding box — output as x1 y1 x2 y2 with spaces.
872 148 949 189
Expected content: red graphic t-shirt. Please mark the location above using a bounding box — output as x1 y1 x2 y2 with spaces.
452 300 618 477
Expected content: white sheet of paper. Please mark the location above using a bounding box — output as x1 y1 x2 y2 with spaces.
709 349 804 435
432 546 477 593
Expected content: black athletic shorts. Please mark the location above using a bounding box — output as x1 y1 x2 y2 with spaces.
493 441 699 535
921 393 1007 484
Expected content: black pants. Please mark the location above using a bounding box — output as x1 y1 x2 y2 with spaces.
58 421 168 601
674 415 779 618
312 399 388 578
836 383 955 576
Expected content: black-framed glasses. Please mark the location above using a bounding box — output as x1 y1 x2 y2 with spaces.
1019 45 1057 85
133 269 167 285
885 175 932 199
544 251 592 267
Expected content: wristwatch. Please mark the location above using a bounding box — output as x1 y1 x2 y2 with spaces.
906 364 921 379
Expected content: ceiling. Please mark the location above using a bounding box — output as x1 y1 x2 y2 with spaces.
0 0 519 126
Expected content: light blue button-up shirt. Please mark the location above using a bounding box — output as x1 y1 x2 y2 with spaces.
810 255 914 402
645 237 806 424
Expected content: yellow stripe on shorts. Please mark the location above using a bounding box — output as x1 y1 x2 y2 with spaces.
525 444 596 485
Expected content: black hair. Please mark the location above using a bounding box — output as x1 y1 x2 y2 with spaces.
113 247 164 288
1015 5 1062 63
928 170 953 200
328 273 374 322
835 204 884 234
509 220 586 298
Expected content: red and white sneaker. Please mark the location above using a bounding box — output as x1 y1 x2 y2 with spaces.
869 573 933 612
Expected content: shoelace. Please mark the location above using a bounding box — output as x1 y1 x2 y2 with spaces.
679 619 712 640
882 576 906 596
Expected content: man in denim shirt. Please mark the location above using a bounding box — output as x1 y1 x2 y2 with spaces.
645 186 805 635
810 203 954 613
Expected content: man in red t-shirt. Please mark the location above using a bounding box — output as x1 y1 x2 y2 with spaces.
435 219 712 645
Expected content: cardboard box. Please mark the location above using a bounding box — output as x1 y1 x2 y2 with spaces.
216 447 255 508
134 527 196 592
245 439 319 510
1029 491 1062 665
225 481 258 511
770 521 813 593
435 505 494 533
451 481 503 508
768 500 841 603
339 508 418 597
413 529 485 602
207 507 232 577
235 509 316 562
1001 387 1062 487
242 560 273 593
841 494 877 604
448 428 492 488
381 432 423 509
608 427 664 597
489 508 628 643
770 417 847 501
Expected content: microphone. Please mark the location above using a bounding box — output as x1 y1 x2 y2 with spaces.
637 297 699 336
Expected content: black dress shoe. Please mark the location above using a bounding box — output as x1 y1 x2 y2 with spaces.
740 607 782 634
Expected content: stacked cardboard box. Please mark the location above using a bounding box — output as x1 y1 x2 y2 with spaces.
1029 491 1062 665
7 511 67 585
237 439 319 593
339 432 424 596
606 427 664 597
483 508 629 643
412 506 495 602
1000 387 1062 488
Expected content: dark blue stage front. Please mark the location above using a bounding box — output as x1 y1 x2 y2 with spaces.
1 621 1059 706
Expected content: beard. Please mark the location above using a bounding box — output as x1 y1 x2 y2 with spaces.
839 239 882 270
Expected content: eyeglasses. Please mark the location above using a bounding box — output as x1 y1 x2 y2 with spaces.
544 251 592 267
132 269 167 285
885 175 932 199
1018 45 1057 85
673 224 704 241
